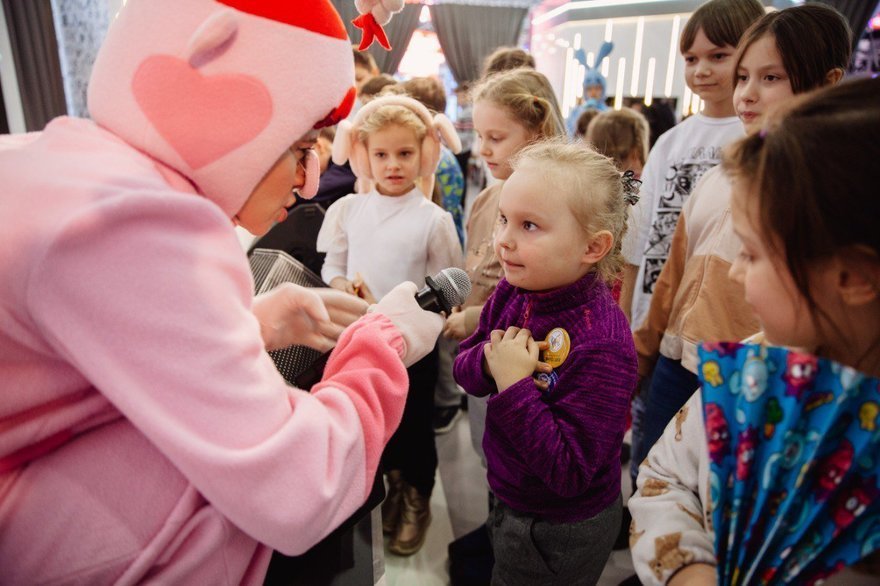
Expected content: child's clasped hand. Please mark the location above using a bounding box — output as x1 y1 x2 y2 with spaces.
483 327 552 392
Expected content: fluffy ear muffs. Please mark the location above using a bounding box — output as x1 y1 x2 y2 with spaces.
332 119 369 178
331 94 461 185
433 113 461 154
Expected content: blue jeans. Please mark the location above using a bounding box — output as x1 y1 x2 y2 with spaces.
631 356 699 483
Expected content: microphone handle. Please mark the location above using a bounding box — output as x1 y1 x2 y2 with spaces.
416 275 450 313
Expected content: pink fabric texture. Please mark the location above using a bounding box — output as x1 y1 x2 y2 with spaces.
314 312 408 489
88 0 355 217
0 117 409 583
0 0 409 582
132 55 274 169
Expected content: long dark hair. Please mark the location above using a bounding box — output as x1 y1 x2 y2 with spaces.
723 77 880 342
733 4 852 94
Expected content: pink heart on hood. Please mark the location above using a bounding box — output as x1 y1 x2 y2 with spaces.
132 55 273 169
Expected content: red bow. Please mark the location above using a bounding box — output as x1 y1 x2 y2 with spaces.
352 13 391 51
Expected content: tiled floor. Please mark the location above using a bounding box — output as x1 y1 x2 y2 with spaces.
383 412 637 585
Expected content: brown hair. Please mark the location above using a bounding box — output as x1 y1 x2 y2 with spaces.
722 77 880 332
318 126 336 143
574 108 601 139
471 68 565 140
586 108 650 170
360 74 397 101
733 4 852 95
511 140 628 284
680 0 764 54
482 47 535 78
399 77 447 114
352 46 378 73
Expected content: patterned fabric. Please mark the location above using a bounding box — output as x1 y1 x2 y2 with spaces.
697 342 880 585
625 114 742 329
436 146 465 245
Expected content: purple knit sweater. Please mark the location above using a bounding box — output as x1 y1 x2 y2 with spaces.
453 272 637 522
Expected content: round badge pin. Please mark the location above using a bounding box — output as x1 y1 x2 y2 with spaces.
541 327 571 369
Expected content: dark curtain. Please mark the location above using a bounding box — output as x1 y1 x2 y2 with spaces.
1 0 66 131
332 1 422 75
0 75 8 134
815 0 878 51
429 4 527 84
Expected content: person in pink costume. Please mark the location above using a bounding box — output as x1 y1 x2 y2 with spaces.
0 0 442 583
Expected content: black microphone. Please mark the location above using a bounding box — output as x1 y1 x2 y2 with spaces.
416 267 472 313
293 268 472 389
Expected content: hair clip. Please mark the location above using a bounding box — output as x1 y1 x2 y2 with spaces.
621 169 641 206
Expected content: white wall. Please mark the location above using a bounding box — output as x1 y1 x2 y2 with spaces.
533 11 696 120
107 0 127 20
0 6 26 133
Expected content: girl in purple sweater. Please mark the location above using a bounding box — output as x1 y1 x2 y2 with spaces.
454 140 638 585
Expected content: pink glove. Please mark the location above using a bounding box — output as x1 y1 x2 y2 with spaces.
368 281 443 367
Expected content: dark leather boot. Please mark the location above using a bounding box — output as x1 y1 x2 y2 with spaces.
381 470 404 535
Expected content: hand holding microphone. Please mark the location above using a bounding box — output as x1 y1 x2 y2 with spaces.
369 282 441 366
295 268 471 387
366 267 472 366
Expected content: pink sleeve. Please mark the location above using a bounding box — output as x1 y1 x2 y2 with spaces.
27 193 408 555
314 312 407 489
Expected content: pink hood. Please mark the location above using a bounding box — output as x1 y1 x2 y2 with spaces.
87 0 356 217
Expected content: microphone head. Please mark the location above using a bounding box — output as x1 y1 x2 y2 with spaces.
433 267 472 308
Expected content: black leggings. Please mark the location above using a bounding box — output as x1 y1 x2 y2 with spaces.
382 345 439 497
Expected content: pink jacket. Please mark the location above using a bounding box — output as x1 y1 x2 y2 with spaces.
0 1 407 582
0 116 407 585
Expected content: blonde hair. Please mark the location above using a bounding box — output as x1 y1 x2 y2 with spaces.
471 68 565 141
357 103 428 143
510 140 627 284
586 108 650 170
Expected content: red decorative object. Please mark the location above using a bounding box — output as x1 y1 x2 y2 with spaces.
352 13 391 51
216 0 347 40
314 87 357 129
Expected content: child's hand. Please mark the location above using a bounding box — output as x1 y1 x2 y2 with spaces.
483 327 541 392
330 277 356 296
532 340 553 391
668 563 716 586
442 308 468 340
351 273 377 304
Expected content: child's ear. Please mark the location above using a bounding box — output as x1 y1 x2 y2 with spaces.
835 248 880 306
582 230 614 265
825 68 845 87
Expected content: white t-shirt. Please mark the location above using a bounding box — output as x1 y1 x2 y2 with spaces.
317 187 463 299
624 113 743 329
